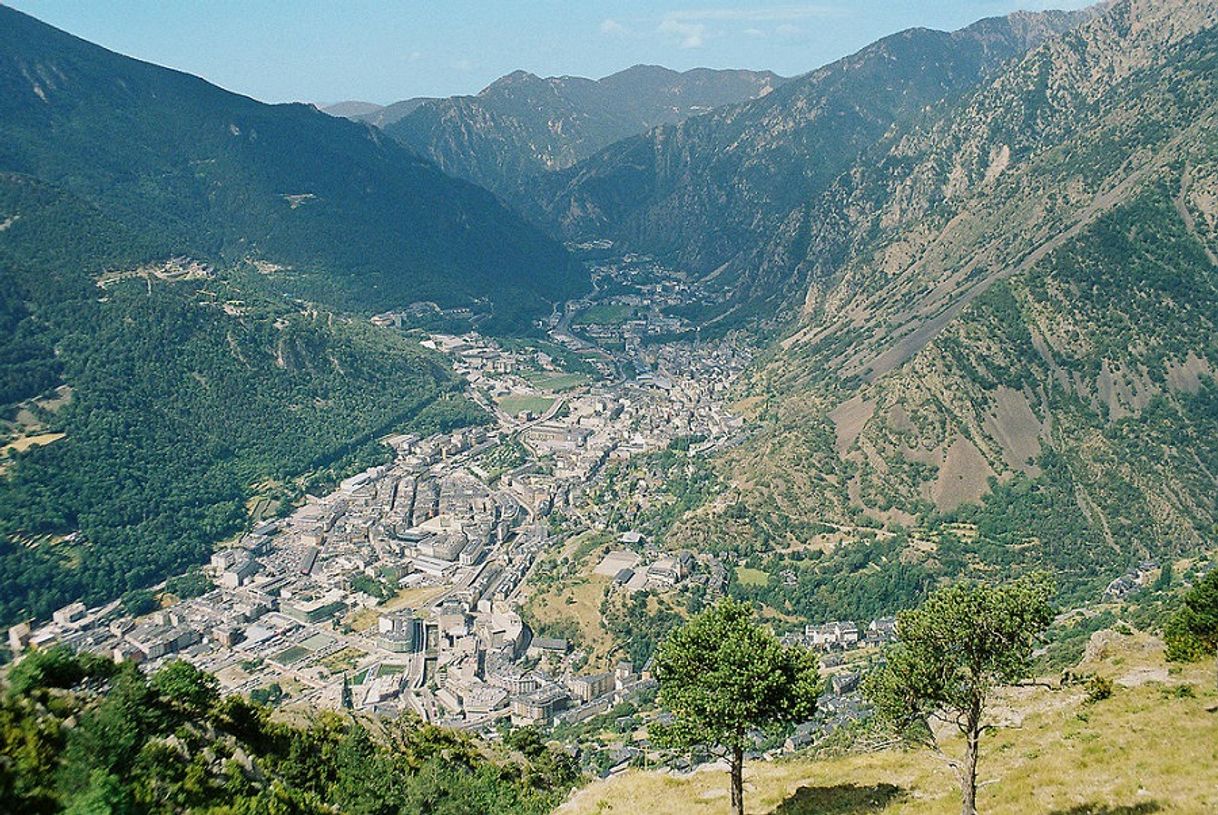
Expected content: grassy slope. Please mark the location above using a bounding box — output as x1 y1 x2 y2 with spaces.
557 633 1218 814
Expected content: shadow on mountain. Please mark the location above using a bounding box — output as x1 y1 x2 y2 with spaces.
770 782 904 814
1049 804 1162 815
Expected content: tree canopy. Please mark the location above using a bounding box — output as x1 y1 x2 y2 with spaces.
1165 566 1218 687
864 574 1055 815
652 596 820 815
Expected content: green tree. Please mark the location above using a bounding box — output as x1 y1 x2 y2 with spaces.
7 646 114 700
1165 567 1218 688
151 660 220 718
863 575 1054 815
120 589 158 617
651 597 820 815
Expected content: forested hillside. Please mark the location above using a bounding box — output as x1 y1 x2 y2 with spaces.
0 649 577 813
0 5 583 329
0 172 487 625
0 7 552 625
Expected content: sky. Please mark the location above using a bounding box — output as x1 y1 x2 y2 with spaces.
4 1 1096 106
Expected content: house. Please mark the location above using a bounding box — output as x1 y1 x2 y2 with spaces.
1104 574 1138 600
617 531 645 547
865 617 897 644
806 621 860 650
831 672 861 695
647 556 683 587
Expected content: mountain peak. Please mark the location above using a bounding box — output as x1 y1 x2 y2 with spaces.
481 69 542 94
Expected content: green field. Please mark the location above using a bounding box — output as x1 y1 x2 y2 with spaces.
498 394 555 416
271 645 311 665
574 303 636 326
735 566 770 587
524 371 590 392
300 632 335 650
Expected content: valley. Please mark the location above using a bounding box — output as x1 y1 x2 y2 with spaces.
9 253 760 776
3 1 1218 812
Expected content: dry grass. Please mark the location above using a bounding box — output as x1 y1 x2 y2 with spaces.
529 574 616 667
344 606 380 632
557 633 1218 814
2 431 65 455
383 585 448 612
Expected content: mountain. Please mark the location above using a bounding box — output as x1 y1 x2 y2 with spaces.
660 0 1218 609
536 9 1095 320
381 65 785 200
0 6 583 624
341 96 438 128
320 99 385 118
0 5 584 329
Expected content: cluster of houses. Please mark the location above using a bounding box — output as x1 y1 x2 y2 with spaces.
1103 560 1160 600
801 617 897 652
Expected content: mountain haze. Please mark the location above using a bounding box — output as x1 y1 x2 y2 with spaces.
535 9 1095 320
381 65 785 201
325 96 437 128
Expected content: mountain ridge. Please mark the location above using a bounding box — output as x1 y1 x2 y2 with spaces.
378 64 786 201
661 0 1218 607
0 4 584 329
533 7 1099 319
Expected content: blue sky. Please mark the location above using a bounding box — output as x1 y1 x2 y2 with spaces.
5 1 1095 105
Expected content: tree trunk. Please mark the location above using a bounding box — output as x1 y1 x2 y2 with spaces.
730 744 745 815
960 704 981 815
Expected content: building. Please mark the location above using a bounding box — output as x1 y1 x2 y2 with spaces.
568 672 614 704
523 422 593 451
8 622 31 653
298 546 319 576
865 617 897 644
377 612 424 653
527 637 570 659
617 531 645 547
282 597 346 625
806 621 861 650
219 558 259 589
52 602 87 627
511 687 569 725
126 624 199 660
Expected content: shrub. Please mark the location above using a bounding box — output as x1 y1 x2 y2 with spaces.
1085 675 1114 703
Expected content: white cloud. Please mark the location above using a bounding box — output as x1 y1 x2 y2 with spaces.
665 4 836 23
742 27 765 37
599 18 629 35
453 58 473 71
774 23 802 38
658 17 707 49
